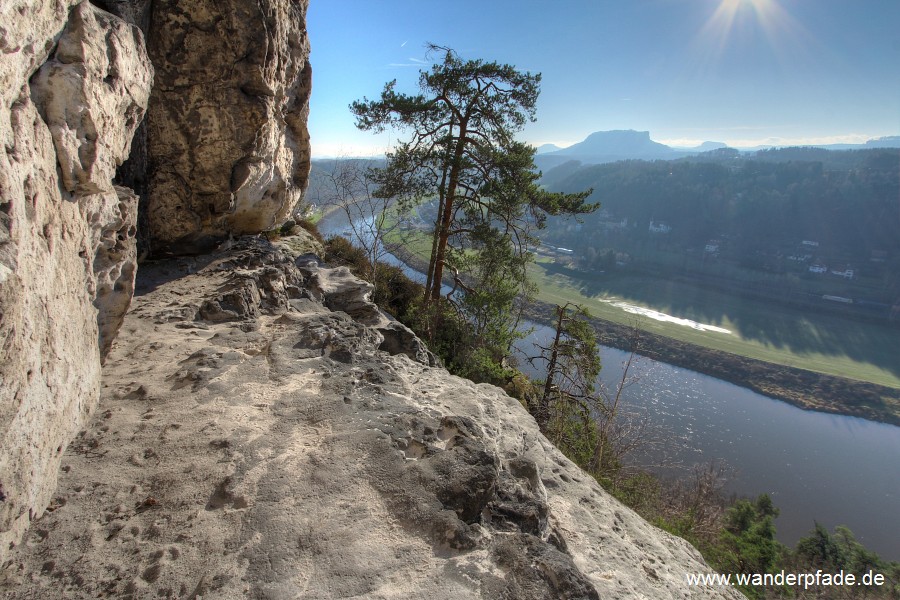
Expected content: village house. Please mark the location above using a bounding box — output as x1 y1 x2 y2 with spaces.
830 266 854 279
593 209 628 231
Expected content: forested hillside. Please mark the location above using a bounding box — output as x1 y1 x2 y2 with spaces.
540 148 900 302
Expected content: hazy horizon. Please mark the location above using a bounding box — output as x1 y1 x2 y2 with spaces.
308 129 899 160
307 0 899 158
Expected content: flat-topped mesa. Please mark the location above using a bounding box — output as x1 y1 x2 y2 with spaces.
136 0 312 255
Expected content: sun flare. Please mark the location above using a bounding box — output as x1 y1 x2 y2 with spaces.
708 0 778 38
691 0 809 74
717 0 779 26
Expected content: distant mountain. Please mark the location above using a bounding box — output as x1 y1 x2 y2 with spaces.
534 131 900 170
676 141 728 152
865 136 900 148
730 136 900 152
806 136 900 151
554 130 677 160
534 129 691 171
535 143 563 154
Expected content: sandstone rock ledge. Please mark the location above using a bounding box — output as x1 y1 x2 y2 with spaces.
1 236 739 599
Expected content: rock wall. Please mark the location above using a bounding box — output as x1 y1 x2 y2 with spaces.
1 237 741 598
0 0 311 556
0 1 151 554
96 0 313 257
135 0 312 255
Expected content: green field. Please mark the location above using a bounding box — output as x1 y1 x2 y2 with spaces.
384 226 900 389
530 258 900 389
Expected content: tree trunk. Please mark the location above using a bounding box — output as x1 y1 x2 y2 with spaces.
424 211 442 301
538 304 565 431
429 124 467 302
424 130 453 302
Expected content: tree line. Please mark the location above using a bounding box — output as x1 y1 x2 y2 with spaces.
540 149 900 265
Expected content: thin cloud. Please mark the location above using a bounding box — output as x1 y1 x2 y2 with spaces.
387 56 431 68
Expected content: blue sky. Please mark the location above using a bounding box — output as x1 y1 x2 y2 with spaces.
307 0 899 157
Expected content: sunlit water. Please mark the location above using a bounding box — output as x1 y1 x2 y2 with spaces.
598 298 733 334
515 325 900 559
317 209 900 560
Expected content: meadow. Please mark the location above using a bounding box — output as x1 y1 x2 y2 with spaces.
531 257 900 389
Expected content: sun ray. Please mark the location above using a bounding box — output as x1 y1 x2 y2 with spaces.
689 0 817 78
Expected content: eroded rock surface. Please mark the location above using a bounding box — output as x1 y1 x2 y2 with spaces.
139 0 312 254
1 237 740 599
0 1 150 555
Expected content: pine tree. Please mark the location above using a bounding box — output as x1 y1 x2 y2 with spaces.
351 45 595 307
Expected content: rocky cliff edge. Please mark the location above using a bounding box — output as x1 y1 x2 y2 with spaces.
2 235 740 599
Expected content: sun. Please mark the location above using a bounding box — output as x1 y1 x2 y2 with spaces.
723 0 779 23
723 0 772 9
693 0 804 66
709 0 777 34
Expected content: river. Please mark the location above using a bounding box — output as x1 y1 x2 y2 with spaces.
515 326 900 559
316 209 900 560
